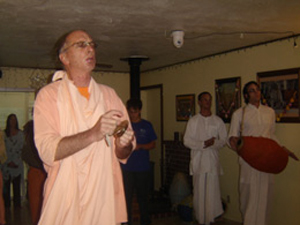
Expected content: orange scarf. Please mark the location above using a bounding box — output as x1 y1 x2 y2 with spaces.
77 87 90 100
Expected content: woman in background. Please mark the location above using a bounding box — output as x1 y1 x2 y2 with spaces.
3 114 24 209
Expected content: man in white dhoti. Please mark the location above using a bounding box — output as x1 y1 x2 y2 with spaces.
228 81 298 225
34 30 135 225
184 92 227 225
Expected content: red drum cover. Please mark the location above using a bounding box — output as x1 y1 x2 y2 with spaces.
237 136 289 174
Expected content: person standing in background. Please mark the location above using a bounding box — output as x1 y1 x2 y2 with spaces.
121 98 157 225
22 119 46 225
3 114 24 209
184 92 227 225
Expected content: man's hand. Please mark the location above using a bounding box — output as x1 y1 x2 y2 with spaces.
135 141 156 151
283 146 299 161
92 110 124 142
115 129 134 159
116 129 134 148
229 136 239 151
204 137 215 148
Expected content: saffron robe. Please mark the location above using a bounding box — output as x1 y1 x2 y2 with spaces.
34 71 135 225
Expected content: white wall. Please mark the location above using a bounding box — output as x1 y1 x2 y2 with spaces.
141 38 300 224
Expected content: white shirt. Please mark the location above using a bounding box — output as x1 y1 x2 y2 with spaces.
184 113 227 175
228 103 277 141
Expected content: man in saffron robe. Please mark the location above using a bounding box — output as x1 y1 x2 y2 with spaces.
34 30 135 225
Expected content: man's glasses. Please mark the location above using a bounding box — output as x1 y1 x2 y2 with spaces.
60 41 98 53
248 88 261 93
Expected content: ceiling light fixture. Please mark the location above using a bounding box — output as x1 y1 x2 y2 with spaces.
171 30 185 48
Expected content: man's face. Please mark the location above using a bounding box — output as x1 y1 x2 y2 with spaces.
127 107 141 123
199 94 212 110
60 30 96 73
246 83 261 104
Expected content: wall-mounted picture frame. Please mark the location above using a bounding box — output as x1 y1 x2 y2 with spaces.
215 77 241 123
257 68 300 123
176 94 195 121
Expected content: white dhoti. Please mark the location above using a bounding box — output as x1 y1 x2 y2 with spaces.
193 173 223 225
239 160 274 225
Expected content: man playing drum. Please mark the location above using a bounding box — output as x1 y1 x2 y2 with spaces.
228 81 298 225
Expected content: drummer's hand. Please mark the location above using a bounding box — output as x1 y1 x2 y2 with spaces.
229 136 239 151
204 137 215 148
283 146 299 161
290 152 299 161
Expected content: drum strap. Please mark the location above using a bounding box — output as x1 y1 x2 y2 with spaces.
237 106 246 150
239 106 246 137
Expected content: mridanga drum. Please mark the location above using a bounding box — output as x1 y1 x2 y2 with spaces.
237 136 289 174
235 106 289 174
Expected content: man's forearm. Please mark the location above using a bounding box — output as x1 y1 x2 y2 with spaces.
229 136 238 151
55 129 101 161
136 141 156 151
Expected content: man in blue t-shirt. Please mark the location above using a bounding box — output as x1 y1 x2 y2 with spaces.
121 98 157 225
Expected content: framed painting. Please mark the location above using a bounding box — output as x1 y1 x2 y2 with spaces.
257 68 300 123
215 77 241 123
176 94 195 121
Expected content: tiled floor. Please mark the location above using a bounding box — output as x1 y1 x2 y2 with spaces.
4 200 241 225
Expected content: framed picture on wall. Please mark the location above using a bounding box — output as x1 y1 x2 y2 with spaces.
176 94 195 121
257 68 300 123
215 77 241 123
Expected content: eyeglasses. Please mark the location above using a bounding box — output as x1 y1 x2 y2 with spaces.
248 88 261 93
60 41 98 53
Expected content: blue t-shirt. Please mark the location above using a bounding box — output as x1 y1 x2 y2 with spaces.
121 119 157 171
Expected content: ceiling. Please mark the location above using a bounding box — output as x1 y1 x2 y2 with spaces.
1 0 300 73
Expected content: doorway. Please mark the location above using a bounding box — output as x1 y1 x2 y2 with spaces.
0 89 35 204
140 84 164 191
